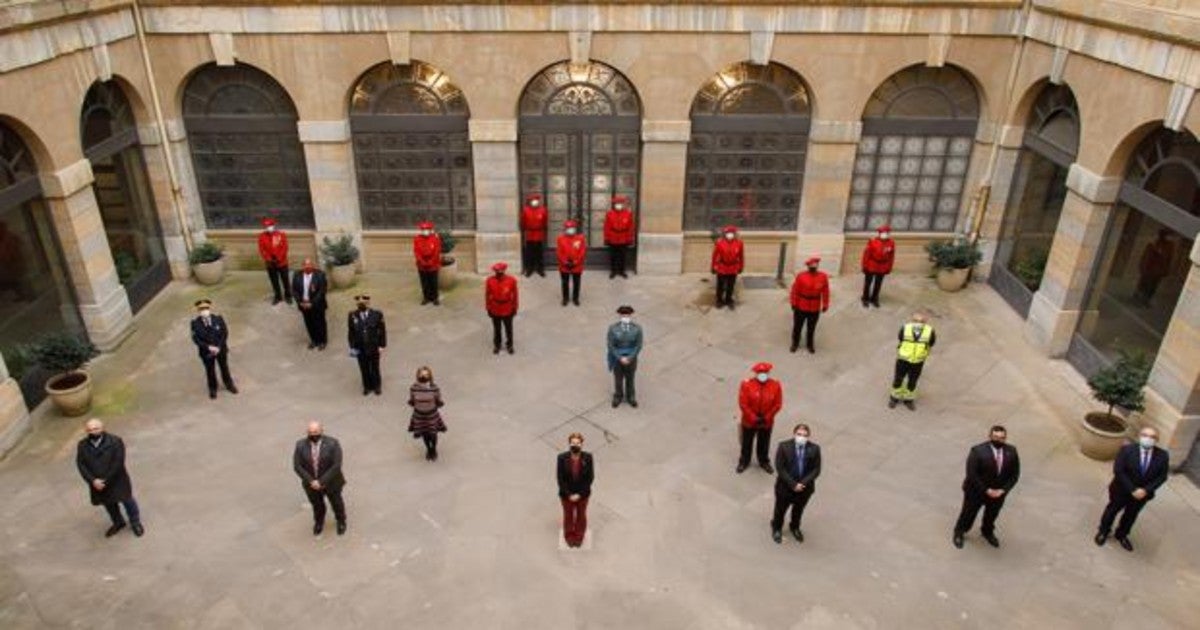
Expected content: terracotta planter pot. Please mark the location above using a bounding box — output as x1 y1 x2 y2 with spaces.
1080 411 1129 461
935 267 970 292
438 258 458 291
45 370 92 417
192 258 225 285
329 263 357 289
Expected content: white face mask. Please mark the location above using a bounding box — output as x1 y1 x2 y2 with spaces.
1139 436 1156 449
421 230 431 237
794 435 808 446
616 204 626 211
756 373 769 383
879 233 890 240
566 228 577 235
266 225 276 233
198 309 211 318
725 232 735 240
620 317 632 325
531 200 540 207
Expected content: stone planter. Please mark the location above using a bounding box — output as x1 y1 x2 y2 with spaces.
45 370 92 417
329 263 357 289
438 257 458 291
935 267 971 292
1080 411 1129 461
192 258 225 286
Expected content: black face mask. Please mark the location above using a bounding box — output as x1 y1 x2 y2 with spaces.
569 445 582 453
356 303 368 311
308 435 321 443
989 439 1005 449
417 375 431 383
806 266 818 273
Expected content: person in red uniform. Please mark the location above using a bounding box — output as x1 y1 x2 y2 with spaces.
711 225 745 309
790 255 830 354
861 224 895 308
485 261 519 354
412 221 442 306
737 362 783 474
557 219 586 306
257 217 292 305
603 195 636 278
520 193 549 277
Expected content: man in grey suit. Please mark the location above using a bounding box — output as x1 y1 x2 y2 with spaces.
293 421 347 536
607 305 643 408
771 423 821 544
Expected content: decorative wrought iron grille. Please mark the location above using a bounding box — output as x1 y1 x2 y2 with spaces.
0 122 40 209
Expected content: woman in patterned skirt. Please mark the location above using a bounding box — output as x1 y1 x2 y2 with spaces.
407 366 446 460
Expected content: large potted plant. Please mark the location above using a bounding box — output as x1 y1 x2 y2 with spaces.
189 241 225 286
321 233 360 289
1081 351 1150 461
925 238 982 292
437 229 458 291
31 332 100 416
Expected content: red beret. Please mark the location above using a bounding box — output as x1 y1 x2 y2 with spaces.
612 195 629 205
723 225 738 233
805 255 821 266
417 221 434 230
564 219 579 228
261 217 276 227
877 224 891 233
752 362 773 373
491 261 508 272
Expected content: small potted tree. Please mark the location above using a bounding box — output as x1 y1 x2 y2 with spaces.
437 229 458 290
1081 351 1150 461
321 233 360 289
189 241 225 286
925 238 983 292
31 332 100 416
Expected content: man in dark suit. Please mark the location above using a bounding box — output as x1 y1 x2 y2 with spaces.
953 425 1020 548
76 418 144 538
1095 426 1169 551
291 258 328 350
347 294 386 395
771 423 821 544
293 421 347 536
190 298 238 399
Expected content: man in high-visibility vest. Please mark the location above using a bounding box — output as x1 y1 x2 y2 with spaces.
889 312 936 410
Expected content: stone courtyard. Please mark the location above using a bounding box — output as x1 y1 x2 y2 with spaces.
1 270 1198 629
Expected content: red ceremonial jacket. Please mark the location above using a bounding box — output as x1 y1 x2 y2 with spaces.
521 205 549 243
603 210 635 246
861 237 896 275
711 238 745 275
738 378 784 429
556 233 587 274
485 274 519 317
413 234 442 272
790 270 830 312
257 230 288 267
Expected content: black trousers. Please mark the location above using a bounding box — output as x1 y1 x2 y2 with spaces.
1098 489 1149 538
613 359 637 402
491 315 514 350
791 309 820 351
418 270 439 302
892 360 924 392
356 352 381 391
201 352 235 393
560 272 581 303
266 265 291 301
954 491 1007 536
300 307 327 346
771 488 813 531
523 240 546 275
608 245 629 276
304 486 346 525
420 433 439 454
716 274 737 305
862 273 885 304
739 425 772 466
103 499 141 526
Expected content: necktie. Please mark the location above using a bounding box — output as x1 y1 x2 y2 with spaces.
1140 449 1150 475
994 447 1003 474
203 317 211 328
795 445 805 480
311 442 320 478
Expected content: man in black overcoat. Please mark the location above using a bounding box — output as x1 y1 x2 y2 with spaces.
75 418 143 538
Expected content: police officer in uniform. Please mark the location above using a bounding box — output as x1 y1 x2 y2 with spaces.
889 312 936 410
607 305 643 408
190 298 238 399
347 294 386 395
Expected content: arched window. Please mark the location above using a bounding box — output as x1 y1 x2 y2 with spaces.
183 63 314 229
684 62 811 231
846 65 980 232
81 81 170 313
351 60 474 230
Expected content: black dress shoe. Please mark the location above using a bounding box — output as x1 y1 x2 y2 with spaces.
493 347 500 354
562 299 569 306
807 347 815 355
363 389 370 396
208 390 217 399
620 272 629 278
791 528 804 543
226 384 239 394
790 345 798 353
313 522 323 536
433 299 440 306
131 523 144 537
953 533 964 549
983 533 1000 548
1094 532 1108 546
421 299 430 305
903 400 916 411
772 529 782 544
105 523 126 538
628 400 638 408
728 302 736 311
308 342 316 349
760 462 774 474
431 451 438 462
336 521 347 536
272 298 282 305
285 297 293 305
425 451 433 461
736 462 748 474
1117 536 1133 552
612 397 621 408
374 388 382 396
861 298 869 308
318 344 326 351
871 301 880 308
573 299 580 306
506 346 514 355
888 398 898 409
538 271 546 278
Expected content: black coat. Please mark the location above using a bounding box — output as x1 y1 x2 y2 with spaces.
557 451 594 498
191 314 230 357
774 440 821 496
962 442 1020 497
293 436 346 491
76 433 134 505
347 308 386 354
291 270 328 311
1110 443 1169 500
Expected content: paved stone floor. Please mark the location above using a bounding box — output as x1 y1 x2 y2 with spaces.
1 270 1199 629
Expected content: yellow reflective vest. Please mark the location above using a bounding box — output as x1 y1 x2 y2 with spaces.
897 322 933 363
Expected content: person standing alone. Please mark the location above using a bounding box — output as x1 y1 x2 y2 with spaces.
736 362 782 474
291 258 327 349
711 225 744 309
771 423 821 544
557 432 594 548
292 421 347 536
485 262 519 354
258 217 292 305
789 255 830 353
860 224 895 308
1094 426 1169 552
889 312 936 410
347 294 386 395
407 366 447 461
76 418 144 538
413 221 442 305
607 305 643 408
953 425 1020 549
556 219 586 306
521 193 548 277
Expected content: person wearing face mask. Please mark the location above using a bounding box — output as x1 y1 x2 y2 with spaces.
291 258 328 349
789 255 830 353
606 305 643 408
889 311 936 410
1094 427 1169 551
412 221 443 305
76 418 144 538
257 217 292 305
292 421 347 536
189 298 238 399
485 262 519 354
347 294 386 395
860 224 895 308
711 225 745 309
407 366 447 461
556 432 594 548
771 423 821 544
556 219 586 306
520 193 549 277
603 195 636 278
737 362 782 474
953 425 1020 549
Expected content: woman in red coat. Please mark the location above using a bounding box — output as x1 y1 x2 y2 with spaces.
790 255 830 354
861 224 895 308
520 193 549 277
413 221 442 305
485 262 519 354
603 195 635 278
556 219 586 306
257 217 292 304
737 362 783 473
711 225 745 309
